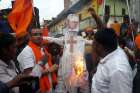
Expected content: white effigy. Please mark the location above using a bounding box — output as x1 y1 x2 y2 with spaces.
43 14 92 93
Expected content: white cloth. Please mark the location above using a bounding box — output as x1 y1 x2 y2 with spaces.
45 33 91 93
17 45 35 72
91 47 133 93
0 59 19 93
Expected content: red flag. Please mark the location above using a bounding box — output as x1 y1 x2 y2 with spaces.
8 0 33 37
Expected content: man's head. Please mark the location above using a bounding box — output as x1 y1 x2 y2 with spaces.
93 28 118 58
135 34 140 62
66 14 79 32
30 28 43 46
123 15 129 24
135 34 140 50
0 32 17 61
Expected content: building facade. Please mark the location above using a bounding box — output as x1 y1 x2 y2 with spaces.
48 0 128 36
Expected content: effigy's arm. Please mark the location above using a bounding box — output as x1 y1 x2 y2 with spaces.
43 36 64 46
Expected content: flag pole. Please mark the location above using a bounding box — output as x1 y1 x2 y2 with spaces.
31 0 38 28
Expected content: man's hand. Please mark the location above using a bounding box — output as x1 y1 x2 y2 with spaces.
46 64 59 73
43 64 59 75
6 74 34 88
40 54 48 65
88 7 97 17
88 7 104 29
49 64 59 72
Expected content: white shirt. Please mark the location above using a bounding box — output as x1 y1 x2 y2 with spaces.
91 47 133 93
17 45 53 92
17 45 36 72
0 59 18 93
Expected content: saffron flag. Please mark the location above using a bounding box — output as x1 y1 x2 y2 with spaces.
8 0 33 37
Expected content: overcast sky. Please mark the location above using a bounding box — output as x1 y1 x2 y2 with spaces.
0 0 64 22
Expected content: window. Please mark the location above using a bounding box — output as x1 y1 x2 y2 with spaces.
122 8 126 16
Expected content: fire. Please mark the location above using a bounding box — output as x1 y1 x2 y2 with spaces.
67 55 86 87
74 58 84 76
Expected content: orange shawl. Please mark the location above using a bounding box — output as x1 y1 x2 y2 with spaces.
28 41 57 93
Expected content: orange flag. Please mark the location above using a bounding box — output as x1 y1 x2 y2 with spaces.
8 0 33 37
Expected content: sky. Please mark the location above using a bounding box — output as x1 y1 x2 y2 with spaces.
0 0 64 23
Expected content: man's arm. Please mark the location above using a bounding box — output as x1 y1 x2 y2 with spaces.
88 8 104 30
43 36 64 46
17 46 41 75
110 70 132 93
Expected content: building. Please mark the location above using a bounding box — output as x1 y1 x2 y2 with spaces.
48 0 128 36
64 0 80 11
69 0 80 8
64 0 70 10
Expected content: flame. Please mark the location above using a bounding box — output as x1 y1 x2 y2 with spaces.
74 57 84 76
67 54 85 87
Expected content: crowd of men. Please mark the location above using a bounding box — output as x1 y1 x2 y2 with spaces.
0 8 140 93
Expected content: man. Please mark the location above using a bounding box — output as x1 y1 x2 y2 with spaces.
0 32 34 93
111 20 121 37
133 34 140 93
0 74 34 93
91 28 133 93
120 15 130 38
17 29 57 93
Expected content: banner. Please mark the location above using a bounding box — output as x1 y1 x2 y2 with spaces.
8 0 33 37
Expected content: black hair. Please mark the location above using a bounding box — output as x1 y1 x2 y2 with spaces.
94 28 118 51
123 15 129 20
0 32 16 50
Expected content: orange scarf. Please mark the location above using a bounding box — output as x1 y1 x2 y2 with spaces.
28 41 57 93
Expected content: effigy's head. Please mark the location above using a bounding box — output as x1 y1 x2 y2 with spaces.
66 14 79 33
